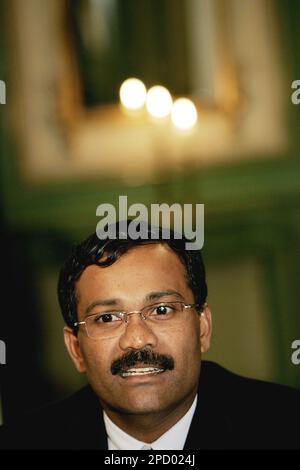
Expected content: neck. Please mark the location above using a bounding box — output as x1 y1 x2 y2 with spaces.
101 388 197 443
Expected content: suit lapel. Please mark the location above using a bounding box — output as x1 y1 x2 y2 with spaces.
184 362 234 450
71 385 108 449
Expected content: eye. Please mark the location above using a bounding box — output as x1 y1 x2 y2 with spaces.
94 313 121 323
153 304 174 316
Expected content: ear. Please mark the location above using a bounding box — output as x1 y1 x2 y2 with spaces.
199 303 212 353
63 326 86 373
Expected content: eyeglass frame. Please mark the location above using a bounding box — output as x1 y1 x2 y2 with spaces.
73 300 203 339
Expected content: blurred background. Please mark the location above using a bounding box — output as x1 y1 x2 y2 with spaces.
0 0 300 425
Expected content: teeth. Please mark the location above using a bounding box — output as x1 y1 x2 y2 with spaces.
121 367 164 377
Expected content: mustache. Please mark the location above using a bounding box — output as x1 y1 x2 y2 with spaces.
111 348 175 375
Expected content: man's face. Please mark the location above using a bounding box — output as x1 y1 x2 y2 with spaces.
64 244 212 416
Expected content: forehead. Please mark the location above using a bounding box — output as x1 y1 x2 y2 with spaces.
76 244 191 308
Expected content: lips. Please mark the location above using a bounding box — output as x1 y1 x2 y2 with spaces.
120 366 165 378
118 362 166 378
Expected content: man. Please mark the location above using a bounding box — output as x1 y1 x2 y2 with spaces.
1 221 299 449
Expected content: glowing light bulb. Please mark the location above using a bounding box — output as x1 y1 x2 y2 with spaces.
171 98 198 130
146 86 173 119
119 78 147 110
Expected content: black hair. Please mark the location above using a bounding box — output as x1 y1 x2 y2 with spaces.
57 220 207 329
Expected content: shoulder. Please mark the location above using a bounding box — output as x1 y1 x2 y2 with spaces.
199 361 300 449
201 360 300 402
0 385 105 450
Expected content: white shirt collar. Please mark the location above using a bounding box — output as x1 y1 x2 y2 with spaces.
103 394 197 450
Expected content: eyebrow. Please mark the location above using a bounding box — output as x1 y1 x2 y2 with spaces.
145 290 185 302
84 290 185 316
85 298 121 316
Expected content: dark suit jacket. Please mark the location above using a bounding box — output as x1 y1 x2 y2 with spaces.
1 361 299 450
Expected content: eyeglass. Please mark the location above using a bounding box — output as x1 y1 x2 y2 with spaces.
74 301 202 340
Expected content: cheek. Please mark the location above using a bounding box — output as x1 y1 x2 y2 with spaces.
78 337 113 377
160 320 202 366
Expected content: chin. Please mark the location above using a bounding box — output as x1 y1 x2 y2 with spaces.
114 397 170 415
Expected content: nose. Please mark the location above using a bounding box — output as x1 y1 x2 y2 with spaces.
118 312 158 351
